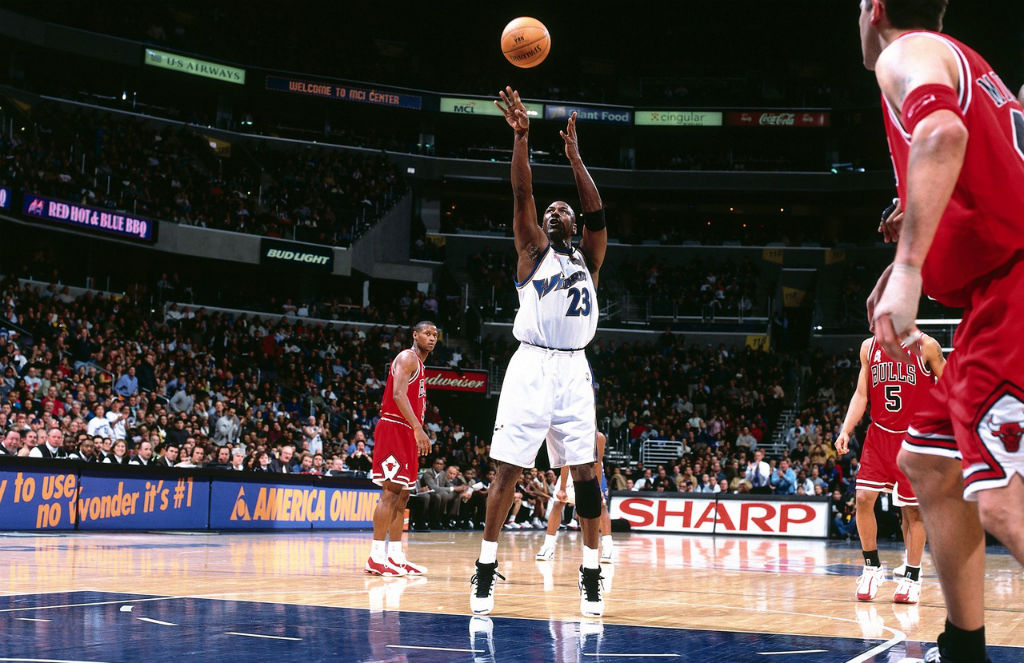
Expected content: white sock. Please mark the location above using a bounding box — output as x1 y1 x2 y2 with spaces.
479 539 498 565
371 539 387 562
582 545 600 569
544 534 557 548
602 535 613 551
388 541 405 563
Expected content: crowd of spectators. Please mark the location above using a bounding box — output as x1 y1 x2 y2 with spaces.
0 102 405 246
2 267 873 538
606 256 763 319
0 274 479 478
466 248 765 324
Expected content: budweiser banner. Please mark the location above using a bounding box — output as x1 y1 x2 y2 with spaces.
424 367 488 394
725 111 830 128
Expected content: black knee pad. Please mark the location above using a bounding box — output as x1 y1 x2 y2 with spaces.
574 478 602 519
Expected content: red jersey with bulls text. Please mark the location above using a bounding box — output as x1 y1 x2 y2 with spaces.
868 339 935 431
881 31 1024 308
379 349 426 427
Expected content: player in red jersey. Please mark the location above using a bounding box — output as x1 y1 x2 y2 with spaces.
836 335 944 604
365 321 438 577
860 1 1024 660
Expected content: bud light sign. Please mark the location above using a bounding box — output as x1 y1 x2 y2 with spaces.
23 194 157 242
0 187 10 210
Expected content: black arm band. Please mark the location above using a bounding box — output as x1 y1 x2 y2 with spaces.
582 208 606 232
880 198 898 223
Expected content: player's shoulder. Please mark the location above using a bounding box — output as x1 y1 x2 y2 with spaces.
876 31 960 90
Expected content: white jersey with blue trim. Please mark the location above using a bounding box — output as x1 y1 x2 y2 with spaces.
512 244 598 349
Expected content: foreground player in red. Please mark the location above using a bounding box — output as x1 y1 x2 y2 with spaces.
365 321 438 576
836 335 944 603
860 1 1024 661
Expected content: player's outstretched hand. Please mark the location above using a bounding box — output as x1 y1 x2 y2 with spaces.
878 198 904 243
495 86 529 134
835 430 850 456
560 111 580 161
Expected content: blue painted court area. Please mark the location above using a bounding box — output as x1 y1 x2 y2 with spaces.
0 591 1021 663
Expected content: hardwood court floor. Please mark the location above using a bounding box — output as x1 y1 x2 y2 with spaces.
0 529 1020 662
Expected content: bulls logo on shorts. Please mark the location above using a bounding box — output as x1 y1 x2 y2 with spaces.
380 454 402 481
978 393 1024 454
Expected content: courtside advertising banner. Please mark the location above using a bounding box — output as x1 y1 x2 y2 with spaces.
23 194 157 242
609 492 830 537
211 480 381 529
76 472 207 530
0 186 10 210
0 466 79 530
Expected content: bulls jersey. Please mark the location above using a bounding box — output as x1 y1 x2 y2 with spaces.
868 339 935 432
379 349 426 428
512 244 598 349
882 31 1024 308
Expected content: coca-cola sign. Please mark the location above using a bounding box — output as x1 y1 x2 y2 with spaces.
725 111 830 128
424 367 488 394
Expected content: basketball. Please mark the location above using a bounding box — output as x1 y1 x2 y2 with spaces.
501 17 550 68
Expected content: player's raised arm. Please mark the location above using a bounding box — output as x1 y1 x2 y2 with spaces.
561 112 607 288
495 86 546 269
836 338 872 456
871 36 968 360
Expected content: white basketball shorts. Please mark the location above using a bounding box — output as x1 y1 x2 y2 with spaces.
490 343 596 469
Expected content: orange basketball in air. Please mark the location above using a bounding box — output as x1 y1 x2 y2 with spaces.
501 17 551 68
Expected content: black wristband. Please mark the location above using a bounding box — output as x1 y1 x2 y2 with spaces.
880 198 898 223
582 208 606 232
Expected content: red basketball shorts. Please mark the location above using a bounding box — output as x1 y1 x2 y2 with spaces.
370 419 418 490
903 258 1024 500
858 423 917 506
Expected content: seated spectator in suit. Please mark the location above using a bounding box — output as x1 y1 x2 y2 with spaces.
270 444 297 473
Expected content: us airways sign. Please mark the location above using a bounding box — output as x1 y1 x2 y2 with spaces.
260 238 334 271
424 367 488 394
609 493 829 538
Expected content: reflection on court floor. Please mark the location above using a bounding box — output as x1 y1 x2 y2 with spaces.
0 531 1020 663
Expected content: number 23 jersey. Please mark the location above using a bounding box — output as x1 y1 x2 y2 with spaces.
512 244 598 350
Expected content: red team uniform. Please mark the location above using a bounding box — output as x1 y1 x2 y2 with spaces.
881 31 1024 498
370 349 426 489
859 339 936 505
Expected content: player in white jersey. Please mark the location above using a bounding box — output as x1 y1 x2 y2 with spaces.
471 86 608 618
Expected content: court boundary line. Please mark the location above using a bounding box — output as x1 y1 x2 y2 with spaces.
1 588 905 659
9 587 1023 659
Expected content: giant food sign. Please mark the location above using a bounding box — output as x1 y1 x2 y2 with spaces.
609 493 829 537
424 367 488 394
